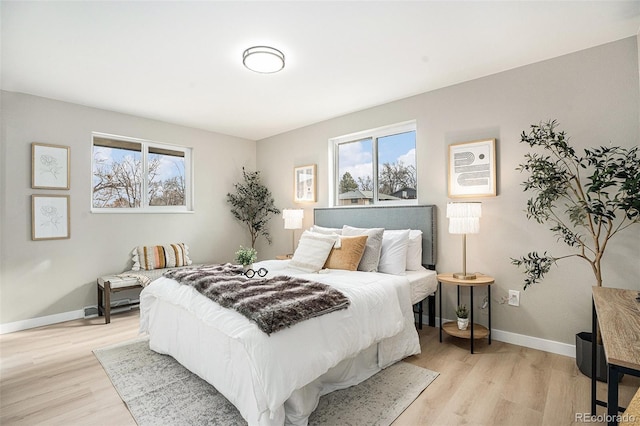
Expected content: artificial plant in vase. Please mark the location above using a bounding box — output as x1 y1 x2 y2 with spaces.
227 168 281 249
511 120 639 380
456 304 469 331
235 246 257 271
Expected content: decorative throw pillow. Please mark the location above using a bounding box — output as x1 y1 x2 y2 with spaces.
406 229 423 270
132 243 192 271
378 230 410 275
289 231 339 273
324 235 368 271
341 225 384 272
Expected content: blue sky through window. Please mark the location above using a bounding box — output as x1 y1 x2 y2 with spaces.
338 131 416 185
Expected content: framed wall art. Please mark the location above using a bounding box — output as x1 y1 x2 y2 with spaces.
32 195 70 240
448 139 496 198
32 142 70 189
294 164 316 203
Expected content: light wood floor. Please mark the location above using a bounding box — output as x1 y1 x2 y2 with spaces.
1 311 638 425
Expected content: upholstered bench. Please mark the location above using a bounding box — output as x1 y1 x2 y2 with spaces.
97 266 204 323
97 275 140 324
98 243 196 324
97 269 167 324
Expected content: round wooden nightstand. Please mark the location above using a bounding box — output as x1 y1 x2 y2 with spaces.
437 273 494 354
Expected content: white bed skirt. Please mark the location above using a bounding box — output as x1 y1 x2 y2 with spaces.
146 297 397 425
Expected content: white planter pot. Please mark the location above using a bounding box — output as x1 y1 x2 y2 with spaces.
242 264 253 273
457 317 469 330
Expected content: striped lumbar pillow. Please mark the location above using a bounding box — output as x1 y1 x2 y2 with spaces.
132 243 192 271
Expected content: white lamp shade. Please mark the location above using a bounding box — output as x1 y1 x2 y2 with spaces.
446 202 481 234
282 209 304 230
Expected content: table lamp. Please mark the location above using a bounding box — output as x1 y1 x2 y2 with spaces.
282 209 304 257
446 202 482 280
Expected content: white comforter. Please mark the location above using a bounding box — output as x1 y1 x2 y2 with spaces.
139 260 420 425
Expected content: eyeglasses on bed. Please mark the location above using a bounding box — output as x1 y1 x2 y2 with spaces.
244 268 268 278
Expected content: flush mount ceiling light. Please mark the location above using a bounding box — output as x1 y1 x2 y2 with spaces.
242 46 285 74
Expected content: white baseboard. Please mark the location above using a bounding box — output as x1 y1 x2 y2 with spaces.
491 328 575 358
1 298 144 335
3 310 576 359
0 309 85 335
427 315 576 358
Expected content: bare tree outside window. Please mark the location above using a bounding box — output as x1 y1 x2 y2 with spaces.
148 150 186 206
92 135 191 211
92 147 144 208
378 161 417 196
357 175 373 191
377 132 417 200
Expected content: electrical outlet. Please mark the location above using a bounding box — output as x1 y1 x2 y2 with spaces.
508 290 520 307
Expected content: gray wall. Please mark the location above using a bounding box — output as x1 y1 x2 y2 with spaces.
256 37 640 345
0 91 255 324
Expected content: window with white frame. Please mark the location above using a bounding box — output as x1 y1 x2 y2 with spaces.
91 133 192 212
330 121 417 206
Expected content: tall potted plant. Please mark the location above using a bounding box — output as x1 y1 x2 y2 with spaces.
511 120 639 380
227 168 281 249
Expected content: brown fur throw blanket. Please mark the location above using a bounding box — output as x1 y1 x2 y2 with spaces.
163 263 350 335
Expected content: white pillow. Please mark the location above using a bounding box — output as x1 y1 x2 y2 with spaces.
289 231 339 273
308 226 342 248
406 230 423 271
311 225 343 235
341 225 384 272
378 230 410 275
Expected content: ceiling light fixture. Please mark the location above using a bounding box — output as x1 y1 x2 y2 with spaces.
242 46 285 74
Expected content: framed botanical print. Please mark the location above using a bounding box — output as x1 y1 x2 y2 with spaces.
294 164 316 203
32 195 70 240
448 139 496 198
32 143 70 189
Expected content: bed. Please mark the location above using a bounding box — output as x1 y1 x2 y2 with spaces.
139 205 437 426
314 206 438 328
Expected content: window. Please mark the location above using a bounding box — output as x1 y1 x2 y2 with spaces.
330 121 417 206
92 133 192 212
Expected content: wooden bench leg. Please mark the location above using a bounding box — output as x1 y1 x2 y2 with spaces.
97 280 103 318
97 278 112 324
104 281 111 324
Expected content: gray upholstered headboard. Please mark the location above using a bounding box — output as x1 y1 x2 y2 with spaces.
313 205 437 269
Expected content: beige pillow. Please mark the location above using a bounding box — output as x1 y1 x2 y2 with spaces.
324 235 368 271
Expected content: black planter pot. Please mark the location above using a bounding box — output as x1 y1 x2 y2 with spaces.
575 332 623 383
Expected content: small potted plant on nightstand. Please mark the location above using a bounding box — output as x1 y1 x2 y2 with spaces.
235 246 257 272
456 305 469 330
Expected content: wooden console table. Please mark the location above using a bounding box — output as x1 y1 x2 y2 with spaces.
591 287 640 425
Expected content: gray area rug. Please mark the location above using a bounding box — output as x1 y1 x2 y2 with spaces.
94 337 438 426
